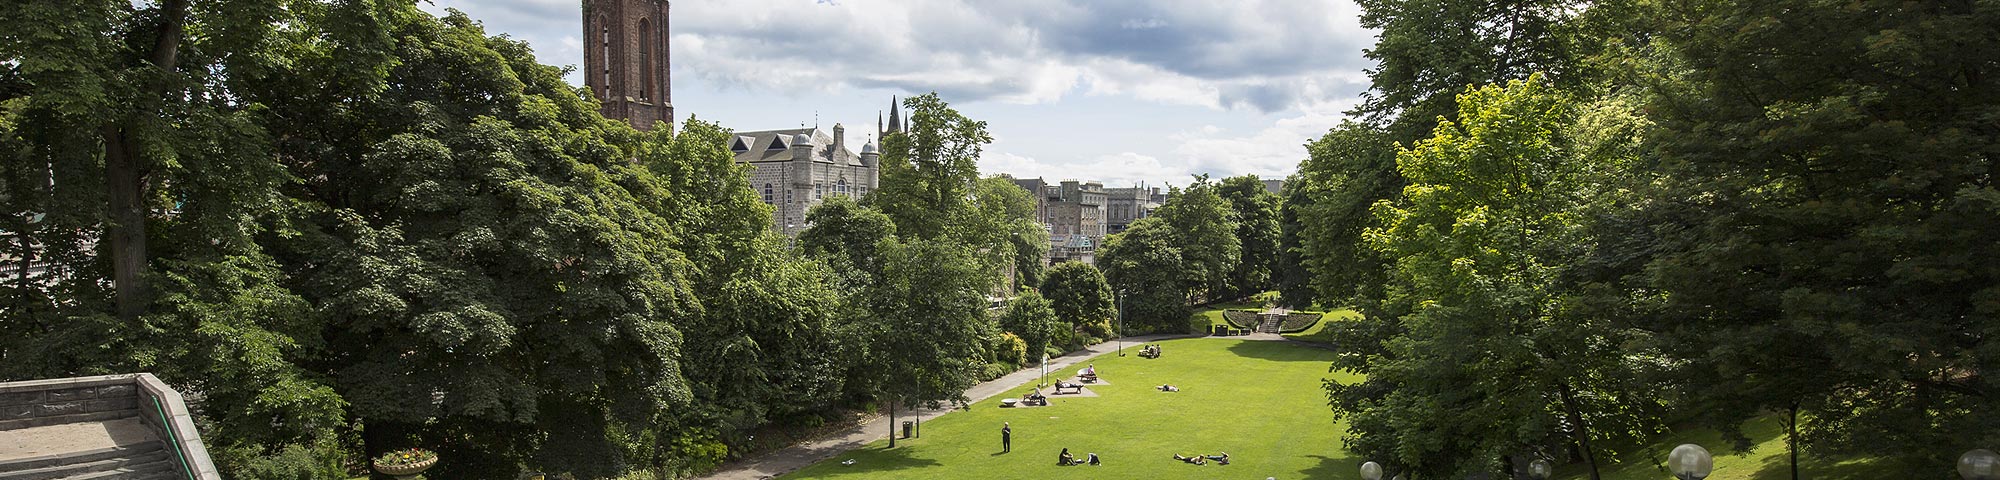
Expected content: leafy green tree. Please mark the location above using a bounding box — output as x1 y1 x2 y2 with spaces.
1 0 348 471
1330 77 1656 479
973 175 1048 292
798 196 897 284
1640 0 2000 467
1293 122 1402 315
872 93 991 243
1272 172 1317 308
1216 174 1282 299
249 8 698 477
858 238 995 447
1354 0 1602 141
1151 175 1241 303
998 291 1061 364
1040 261 1115 343
1096 218 1196 333
643 119 852 456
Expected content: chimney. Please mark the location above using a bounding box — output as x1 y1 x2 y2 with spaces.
832 123 845 160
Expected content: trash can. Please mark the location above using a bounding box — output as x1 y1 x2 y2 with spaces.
901 421 913 438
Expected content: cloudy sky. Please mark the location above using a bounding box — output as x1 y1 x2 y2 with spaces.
419 0 1377 189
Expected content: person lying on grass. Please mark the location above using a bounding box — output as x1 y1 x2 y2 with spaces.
1206 452 1229 465
1157 384 1179 392
1173 454 1206 465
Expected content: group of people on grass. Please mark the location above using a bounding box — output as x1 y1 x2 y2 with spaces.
1000 355 1228 468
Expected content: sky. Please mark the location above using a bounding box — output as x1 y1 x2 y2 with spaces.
418 0 1378 190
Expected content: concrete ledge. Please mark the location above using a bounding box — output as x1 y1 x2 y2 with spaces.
0 374 220 480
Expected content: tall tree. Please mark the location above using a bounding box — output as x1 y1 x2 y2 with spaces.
1641 0 2000 465
998 291 1061 364
1217 174 1282 299
1040 261 1116 342
1330 77 1656 478
1273 172 1317 308
872 93 991 243
1150 175 1241 304
972 175 1048 292
1097 217 1197 333
859 238 995 447
1293 123 1401 314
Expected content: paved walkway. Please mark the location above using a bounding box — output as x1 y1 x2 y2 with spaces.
697 334 1192 480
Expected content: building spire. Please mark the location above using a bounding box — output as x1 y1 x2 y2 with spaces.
887 96 902 134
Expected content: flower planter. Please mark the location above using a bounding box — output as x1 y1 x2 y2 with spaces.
373 455 437 480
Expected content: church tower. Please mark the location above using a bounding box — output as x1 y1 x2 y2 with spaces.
584 0 672 131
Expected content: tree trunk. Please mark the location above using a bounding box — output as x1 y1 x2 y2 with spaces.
887 403 896 448
1557 381 1603 480
1788 404 1800 480
102 0 189 321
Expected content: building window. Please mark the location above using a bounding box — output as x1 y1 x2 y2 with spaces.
599 20 611 96
836 179 848 196
763 183 773 203
814 183 824 200
638 18 653 100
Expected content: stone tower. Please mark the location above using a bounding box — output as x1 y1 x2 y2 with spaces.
584 0 673 131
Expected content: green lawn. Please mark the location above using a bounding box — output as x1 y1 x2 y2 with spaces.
782 337 1359 479
1555 415 1898 480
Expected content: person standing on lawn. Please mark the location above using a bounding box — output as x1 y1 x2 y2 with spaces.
1001 422 1012 453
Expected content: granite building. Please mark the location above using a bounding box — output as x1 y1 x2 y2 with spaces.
1105 185 1166 234
1009 177 1107 265
731 124 879 235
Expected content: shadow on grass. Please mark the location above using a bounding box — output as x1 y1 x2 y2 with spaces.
1299 454 1362 479
1223 338 1340 363
802 444 945 476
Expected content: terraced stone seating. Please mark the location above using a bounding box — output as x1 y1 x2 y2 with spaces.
1279 313 1325 333
1221 310 1262 329
0 374 219 480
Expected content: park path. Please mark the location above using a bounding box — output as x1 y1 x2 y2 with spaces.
696 334 1193 480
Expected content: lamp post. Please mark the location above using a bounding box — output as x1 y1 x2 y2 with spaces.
1527 458 1553 480
1360 461 1383 480
1116 288 1126 356
1962 449 2000 480
1668 444 1714 480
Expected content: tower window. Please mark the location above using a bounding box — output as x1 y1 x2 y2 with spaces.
763 183 773 203
600 20 611 95
638 18 653 100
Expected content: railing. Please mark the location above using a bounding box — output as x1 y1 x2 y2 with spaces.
133 373 222 480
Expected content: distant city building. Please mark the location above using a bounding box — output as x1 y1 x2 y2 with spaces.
583 0 673 131
1009 177 1107 265
1105 185 1166 234
1263 178 1285 195
731 123 879 236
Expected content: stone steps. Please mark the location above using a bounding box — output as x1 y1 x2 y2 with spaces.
0 440 181 480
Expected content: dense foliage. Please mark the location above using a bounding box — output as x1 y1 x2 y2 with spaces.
1295 0 1999 477
0 3 1029 478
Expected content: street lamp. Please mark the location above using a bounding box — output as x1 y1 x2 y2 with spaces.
1527 458 1552 480
1116 288 1126 357
1962 449 2000 480
1360 461 1383 480
1668 444 1714 480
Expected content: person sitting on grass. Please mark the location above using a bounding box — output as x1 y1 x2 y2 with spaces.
1088 453 1101 465
1157 384 1179 392
1206 452 1230 465
1173 454 1207 465
1059 448 1074 466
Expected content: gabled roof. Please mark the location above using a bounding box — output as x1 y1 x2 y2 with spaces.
728 128 868 166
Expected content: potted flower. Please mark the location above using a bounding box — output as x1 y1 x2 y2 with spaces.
372 448 438 479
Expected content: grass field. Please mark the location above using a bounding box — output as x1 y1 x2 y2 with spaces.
1555 415 1898 480
1280 308 1360 343
782 337 1359 479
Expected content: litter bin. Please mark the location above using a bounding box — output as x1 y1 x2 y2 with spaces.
901 421 913 438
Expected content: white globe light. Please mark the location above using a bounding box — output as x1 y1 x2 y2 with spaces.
1962 449 2000 480
1668 444 1714 479
1529 458 1553 479
1360 461 1384 480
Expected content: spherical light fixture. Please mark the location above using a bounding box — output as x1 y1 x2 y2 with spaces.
1360 461 1384 480
1668 444 1714 480
1528 458 1553 480
1962 449 2000 480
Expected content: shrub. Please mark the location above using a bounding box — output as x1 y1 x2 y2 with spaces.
992 332 1028 367
1279 313 1325 333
